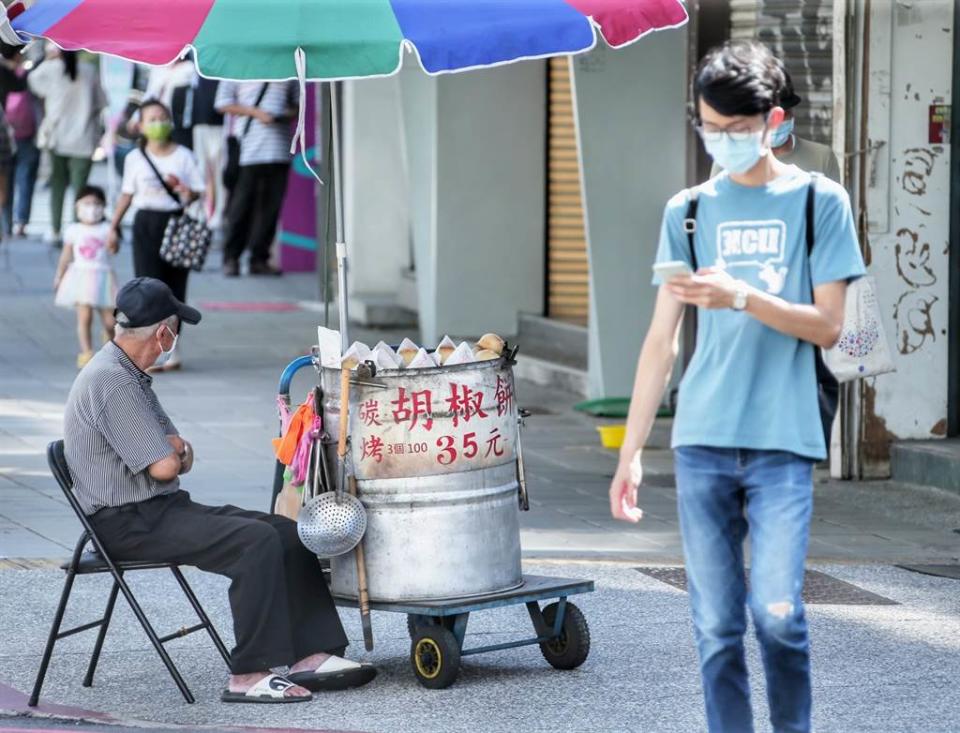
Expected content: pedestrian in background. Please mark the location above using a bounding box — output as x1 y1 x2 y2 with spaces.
28 47 106 247
610 41 865 733
215 80 297 277
53 185 118 369
144 57 195 149
191 77 226 231
2 46 40 237
108 100 203 372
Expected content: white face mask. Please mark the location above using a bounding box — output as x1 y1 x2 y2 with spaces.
155 326 179 366
78 203 104 224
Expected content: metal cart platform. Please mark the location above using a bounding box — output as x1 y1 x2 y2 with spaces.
335 575 594 688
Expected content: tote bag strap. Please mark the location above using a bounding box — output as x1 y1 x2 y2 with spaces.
140 147 183 211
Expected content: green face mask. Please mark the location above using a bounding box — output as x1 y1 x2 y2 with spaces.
142 120 173 142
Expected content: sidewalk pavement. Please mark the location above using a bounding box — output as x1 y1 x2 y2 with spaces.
1 229 960 732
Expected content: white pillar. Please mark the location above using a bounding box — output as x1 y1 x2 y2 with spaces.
343 77 411 321
573 30 689 398
400 62 546 345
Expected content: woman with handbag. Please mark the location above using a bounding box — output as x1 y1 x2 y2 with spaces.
108 99 204 372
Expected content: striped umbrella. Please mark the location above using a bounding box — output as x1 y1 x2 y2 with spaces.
3 0 687 346
7 0 687 80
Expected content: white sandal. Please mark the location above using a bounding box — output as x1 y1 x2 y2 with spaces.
287 655 377 692
220 673 311 704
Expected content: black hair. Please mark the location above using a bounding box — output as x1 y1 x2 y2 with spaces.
0 43 19 61
75 184 106 205
62 50 78 82
692 41 785 121
138 98 173 118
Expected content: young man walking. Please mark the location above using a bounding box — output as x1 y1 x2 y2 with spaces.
610 42 865 733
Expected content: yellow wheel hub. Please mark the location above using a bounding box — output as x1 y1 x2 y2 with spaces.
414 637 443 680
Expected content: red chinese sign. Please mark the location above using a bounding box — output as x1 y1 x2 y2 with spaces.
351 367 518 478
929 104 950 145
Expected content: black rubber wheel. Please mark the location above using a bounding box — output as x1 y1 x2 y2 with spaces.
538 601 590 670
411 626 461 689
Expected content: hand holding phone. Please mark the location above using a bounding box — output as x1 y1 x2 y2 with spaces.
653 260 693 282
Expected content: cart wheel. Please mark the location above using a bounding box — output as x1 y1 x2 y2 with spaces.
411 626 461 689
539 601 590 670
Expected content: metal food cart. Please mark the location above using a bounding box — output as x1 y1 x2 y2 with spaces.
274 351 594 688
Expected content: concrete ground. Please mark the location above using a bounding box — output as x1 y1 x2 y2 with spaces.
2 218 960 732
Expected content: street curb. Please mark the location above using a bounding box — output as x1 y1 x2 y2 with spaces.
1 679 369 732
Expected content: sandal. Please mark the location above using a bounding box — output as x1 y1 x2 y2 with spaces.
287 656 377 692
220 673 312 704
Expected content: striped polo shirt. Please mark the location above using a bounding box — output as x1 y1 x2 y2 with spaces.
214 80 298 166
63 342 179 515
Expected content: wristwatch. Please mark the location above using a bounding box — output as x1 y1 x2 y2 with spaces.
731 284 749 311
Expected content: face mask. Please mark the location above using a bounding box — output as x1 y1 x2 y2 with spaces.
155 326 178 366
77 203 104 224
703 129 767 175
770 118 795 148
142 120 173 142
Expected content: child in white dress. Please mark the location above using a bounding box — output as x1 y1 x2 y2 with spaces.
54 185 118 368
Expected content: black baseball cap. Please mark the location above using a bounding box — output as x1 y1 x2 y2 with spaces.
114 277 201 328
780 70 802 110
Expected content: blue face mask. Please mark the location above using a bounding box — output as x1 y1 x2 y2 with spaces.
770 117 795 148
703 129 767 175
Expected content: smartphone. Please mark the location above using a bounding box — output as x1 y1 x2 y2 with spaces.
653 260 692 281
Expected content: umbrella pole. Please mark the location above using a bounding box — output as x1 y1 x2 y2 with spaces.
330 82 350 352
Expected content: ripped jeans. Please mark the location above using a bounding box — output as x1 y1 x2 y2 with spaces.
674 446 814 733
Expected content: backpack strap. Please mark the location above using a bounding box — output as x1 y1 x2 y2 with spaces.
683 186 700 271
805 172 819 256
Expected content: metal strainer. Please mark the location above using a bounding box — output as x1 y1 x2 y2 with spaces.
297 427 368 557
297 490 367 558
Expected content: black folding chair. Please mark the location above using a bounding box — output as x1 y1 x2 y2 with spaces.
30 440 231 705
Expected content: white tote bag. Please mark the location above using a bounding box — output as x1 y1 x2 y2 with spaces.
822 276 896 382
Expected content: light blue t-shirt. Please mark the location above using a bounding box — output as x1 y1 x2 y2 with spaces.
653 167 866 460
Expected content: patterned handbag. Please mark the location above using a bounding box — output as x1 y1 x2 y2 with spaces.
142 147 213 272
159 208 213 272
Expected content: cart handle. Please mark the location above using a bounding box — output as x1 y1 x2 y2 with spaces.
277 355 315 399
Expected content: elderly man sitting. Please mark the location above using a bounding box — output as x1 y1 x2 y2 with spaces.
63 277 375 703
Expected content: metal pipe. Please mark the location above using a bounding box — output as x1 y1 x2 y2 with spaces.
949 0 960 436
331 82 350 352
852 0 872 479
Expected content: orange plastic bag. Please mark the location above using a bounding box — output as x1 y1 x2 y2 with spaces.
272 398 315 467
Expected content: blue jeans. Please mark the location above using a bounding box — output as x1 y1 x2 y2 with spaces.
674 446 814 733
5 138 40 230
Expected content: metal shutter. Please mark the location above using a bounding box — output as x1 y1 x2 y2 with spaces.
730 0 834 145
546 57 589 325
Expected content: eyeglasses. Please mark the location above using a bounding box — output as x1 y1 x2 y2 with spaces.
693 119 768 143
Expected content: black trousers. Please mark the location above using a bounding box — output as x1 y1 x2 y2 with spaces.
90 490 348 675
223 163 290 265
132 209 190 302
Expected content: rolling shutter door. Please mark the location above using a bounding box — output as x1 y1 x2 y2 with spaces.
730 0 834 145
546 57 589 325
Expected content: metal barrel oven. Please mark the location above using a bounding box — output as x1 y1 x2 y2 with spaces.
320 357 524 603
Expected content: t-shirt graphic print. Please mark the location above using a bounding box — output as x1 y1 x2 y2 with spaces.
716 218 789 294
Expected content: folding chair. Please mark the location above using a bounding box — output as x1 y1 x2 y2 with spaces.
30 440 231 705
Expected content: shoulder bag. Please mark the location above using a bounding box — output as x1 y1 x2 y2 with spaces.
142 148 213 272
222 83 268 191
